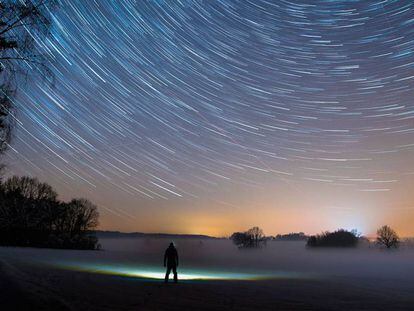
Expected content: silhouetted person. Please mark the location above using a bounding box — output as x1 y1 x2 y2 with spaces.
164 242 178 283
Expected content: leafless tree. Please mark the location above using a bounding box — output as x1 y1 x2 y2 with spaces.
377 225 399 249
0 0 57 154
246 226 265 247
0 84 13 154
63 198 99 235
1 175 57 201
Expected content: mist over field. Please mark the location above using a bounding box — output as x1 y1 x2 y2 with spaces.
2 238 414 310
100 238 414 279
3 238 414 283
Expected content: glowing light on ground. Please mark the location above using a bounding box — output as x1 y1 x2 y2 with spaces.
54 262 309 281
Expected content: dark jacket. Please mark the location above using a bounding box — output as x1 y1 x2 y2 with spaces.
164 245 178 267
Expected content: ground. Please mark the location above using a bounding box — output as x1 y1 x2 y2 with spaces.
1 253 414 311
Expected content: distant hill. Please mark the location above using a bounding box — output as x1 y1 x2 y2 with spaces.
95 230 222 240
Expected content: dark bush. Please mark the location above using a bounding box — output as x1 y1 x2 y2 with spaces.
307 229 359 247
274 232 308 241
230 232 250 248
231 226 266 248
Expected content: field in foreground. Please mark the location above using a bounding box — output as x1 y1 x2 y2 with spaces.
1 238 414 310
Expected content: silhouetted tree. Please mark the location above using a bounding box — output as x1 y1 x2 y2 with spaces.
275 232 308 241
0 163 5 179
247 226 265 247
0 86 12 154
0 175 57 245
377 225 399 249
0 0 57 154
2 175 57 200
307 229 359 247
52 198 99 249
230 232 249 248
0 175 100 249
231 226 266 248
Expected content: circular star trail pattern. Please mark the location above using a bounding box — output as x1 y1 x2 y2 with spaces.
5 0 414 224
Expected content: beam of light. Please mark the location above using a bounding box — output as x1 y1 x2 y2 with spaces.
53 262 309 281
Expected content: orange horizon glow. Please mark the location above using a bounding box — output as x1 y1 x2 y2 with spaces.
97 200 414 238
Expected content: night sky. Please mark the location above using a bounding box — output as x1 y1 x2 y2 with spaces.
5 0 414 236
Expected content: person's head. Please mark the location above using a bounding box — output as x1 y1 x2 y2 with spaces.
169 242 174 248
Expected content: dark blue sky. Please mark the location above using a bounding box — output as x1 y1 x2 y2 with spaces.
5 0 414 235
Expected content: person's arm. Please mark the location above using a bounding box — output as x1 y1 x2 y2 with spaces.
164 250 167 267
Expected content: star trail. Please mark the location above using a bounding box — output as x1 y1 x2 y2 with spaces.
5 0 414 235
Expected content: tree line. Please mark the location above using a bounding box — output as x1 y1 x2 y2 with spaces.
231 225 400 249
0 175 100 249
0 2 101 251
